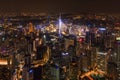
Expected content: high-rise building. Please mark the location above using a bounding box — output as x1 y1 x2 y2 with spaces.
36 45 47 60
96 52 107 72
89 47 97 69
114 38 120 79
28 22 35 34
33 66 42 80
50 64 59 80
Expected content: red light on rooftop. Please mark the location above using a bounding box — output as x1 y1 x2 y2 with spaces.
78 38 84 43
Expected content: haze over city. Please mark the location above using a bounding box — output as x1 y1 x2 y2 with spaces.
0 0 120 13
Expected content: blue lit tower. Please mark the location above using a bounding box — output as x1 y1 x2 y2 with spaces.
58 13 62 37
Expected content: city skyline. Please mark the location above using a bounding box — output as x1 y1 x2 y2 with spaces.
0 0 120 80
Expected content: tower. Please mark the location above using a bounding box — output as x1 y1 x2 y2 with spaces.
96 52 107 72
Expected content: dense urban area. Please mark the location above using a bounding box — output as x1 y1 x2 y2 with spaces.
0 13 120 80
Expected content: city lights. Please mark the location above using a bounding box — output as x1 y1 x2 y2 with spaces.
0 59 8 65
0 13 119 80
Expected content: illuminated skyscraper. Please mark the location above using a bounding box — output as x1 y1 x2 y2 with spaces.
114 37 120 79
96 52 107 72
28 22 35 34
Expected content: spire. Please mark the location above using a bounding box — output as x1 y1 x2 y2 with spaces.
59 13 62 37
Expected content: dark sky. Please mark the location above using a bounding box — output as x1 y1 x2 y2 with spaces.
0 0 120 13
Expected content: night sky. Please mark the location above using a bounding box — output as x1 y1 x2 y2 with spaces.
0 0 120 13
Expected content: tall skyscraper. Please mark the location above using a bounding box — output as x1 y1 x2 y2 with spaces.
114 39 120 79
96 52 107 72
